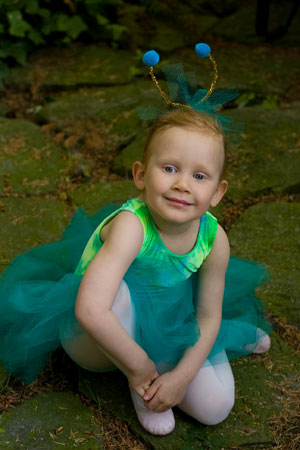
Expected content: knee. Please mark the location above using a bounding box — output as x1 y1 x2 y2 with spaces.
198 392 235 425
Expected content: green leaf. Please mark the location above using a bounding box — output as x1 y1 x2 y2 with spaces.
4 41 28 64
235 92 256 108
107 24 127 42
57 14 87 39
96 14 109 26
262 94 278 110
67 16 88 39
25 0 41 14
28 28 45 45
7 10 31 37
0 427 5 433
128 65 142 80
25 0 51 18
0 24 5 34
41 17 57 36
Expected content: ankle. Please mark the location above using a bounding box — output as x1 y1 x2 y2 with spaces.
130 388 175 435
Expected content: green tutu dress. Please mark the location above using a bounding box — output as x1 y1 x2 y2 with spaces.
0 198 271 384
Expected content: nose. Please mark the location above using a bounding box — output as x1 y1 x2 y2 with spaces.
172 173 191 192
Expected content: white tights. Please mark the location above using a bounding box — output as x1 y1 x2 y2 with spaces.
110 282 235 427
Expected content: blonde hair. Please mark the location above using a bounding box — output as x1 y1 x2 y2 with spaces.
142 108 227 178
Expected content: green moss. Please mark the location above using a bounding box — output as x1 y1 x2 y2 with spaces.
0 197 68 272
113 134 147 175
0 392 104 449
224 106 300 201
6 45 138 90
212 2 300 46
229 202 300 322
36 80 160 124
70 180 139 215
0 119 68 195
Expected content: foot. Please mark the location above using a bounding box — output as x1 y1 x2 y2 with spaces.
130 388 175 435
252 334 271 354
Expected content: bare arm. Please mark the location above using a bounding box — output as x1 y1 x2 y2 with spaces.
173 224 230 381
144 225 230 411
75 211 158 394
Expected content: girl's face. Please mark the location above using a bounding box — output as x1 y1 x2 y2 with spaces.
133 126 228 228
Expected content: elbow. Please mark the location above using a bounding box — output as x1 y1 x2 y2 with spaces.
75 295 107 331
75 299 88 329
75 294 95 329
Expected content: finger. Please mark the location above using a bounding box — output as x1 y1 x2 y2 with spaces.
132 386 146 398
143 378 161 401
152 404 171 413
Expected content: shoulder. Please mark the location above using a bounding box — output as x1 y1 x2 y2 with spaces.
100 210 144 259
101 198 148 245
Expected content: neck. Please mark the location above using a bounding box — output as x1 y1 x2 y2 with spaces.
138 196 200 254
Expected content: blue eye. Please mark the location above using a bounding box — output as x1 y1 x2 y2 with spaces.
194 173 205 181
164 166 176 173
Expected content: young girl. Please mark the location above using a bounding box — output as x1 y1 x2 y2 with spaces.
0 108 270 436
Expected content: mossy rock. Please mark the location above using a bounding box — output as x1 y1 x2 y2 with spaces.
0 197 69 272
70 180 139 215
5 44 138 90
36 80 162 124
176 42 299 96
228 202 300 323
211 1 300 46
148 20 188 52
224 106 300 201
0 392 104 449
113 133 147 175
0 119 69 196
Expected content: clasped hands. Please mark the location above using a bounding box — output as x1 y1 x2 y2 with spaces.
129 359 189 413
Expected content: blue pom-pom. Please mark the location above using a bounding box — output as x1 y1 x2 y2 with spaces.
143 50 160 67
195 43 211 58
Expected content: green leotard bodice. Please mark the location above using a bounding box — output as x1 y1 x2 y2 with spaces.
75 198 218 281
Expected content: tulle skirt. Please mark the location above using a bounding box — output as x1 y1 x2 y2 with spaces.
0 205 272 384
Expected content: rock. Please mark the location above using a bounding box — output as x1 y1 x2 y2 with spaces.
211 1 300 46
5 45 138 90
228 202 300 323
176 42 300 96
0 119 69 196
70 181 138 215
148 20 189 52
113 133 147 175
0 392 104 449
0 197 68 272
35 81 156 164
224 106 300 201
36 80 161 124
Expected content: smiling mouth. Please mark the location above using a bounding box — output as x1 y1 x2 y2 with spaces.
165 197 192 206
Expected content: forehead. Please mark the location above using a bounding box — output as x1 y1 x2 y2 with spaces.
149 126 224 158
145 126 225 174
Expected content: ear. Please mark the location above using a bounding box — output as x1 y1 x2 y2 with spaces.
132 161 146 191
210 180 228 207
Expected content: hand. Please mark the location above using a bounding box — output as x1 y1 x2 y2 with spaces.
143 370 189 413
128 358 159 399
